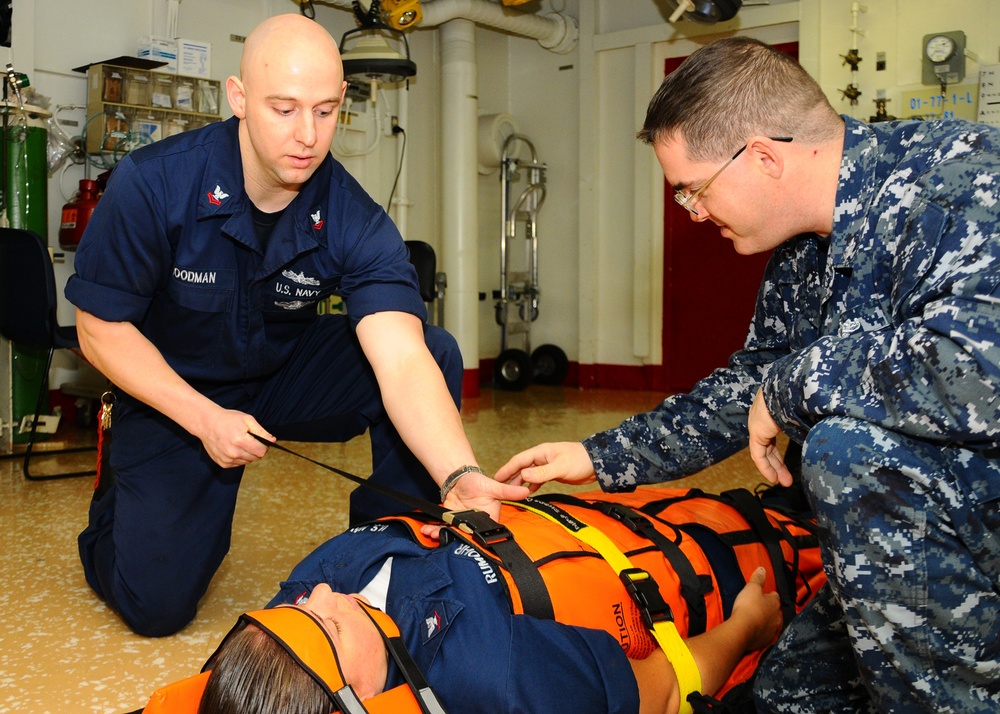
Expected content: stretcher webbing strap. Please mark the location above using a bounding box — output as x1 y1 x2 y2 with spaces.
359 604 447 714
720 489 797 626
253 434 449 518
509 498 702 714
541 494 711 636
443 509 554 621
253 434 554 621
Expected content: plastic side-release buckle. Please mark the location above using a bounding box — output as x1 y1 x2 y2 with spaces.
443 509 512 548
445 508 555 621
620 567 673 630
598 502 654 532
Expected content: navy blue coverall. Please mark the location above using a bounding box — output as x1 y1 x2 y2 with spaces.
268 520 641 713
65 117 462 636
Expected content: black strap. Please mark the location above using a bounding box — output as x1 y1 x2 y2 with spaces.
382 635 447 714
720 488 797 626
443 510 554 620
251 434 450 519
250 434 554 621
541 494 711 636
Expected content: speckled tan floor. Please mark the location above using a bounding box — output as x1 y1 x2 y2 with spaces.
0 386 772 713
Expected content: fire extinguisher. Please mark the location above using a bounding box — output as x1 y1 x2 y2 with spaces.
59 178 99 250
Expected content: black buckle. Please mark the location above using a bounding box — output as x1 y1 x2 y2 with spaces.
598 502 653 533
620 567 673 629
444 509 513 548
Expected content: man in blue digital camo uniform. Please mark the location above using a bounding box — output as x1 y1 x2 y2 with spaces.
66 14 526 638
496 37 1000 713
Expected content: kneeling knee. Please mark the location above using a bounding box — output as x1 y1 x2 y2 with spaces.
801 416 875 476
114 593 198 638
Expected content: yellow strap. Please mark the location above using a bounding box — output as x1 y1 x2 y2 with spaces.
508 501 702 714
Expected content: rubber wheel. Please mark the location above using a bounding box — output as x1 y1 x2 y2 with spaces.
494 349 532 391
531 344 569 386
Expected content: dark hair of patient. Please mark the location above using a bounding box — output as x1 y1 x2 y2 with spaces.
198 624 331 714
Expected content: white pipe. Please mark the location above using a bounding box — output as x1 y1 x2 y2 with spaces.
311 0 577 53
668 0 693 24
318 0 356 10
166 0 180 38
421 0 578 53
439 19 480 380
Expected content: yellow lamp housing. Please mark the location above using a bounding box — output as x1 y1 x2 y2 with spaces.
382 0 423 30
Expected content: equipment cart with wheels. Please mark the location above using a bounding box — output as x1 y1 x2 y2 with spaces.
492 134 568 390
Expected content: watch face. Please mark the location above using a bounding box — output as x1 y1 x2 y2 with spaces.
925 35 956 63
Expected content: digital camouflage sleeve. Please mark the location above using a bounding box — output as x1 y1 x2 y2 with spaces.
585 116 1000 493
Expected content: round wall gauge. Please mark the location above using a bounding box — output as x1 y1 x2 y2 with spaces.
921 31 966 85
924 34 957 63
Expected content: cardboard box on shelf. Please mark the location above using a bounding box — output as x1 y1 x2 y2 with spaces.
177 38 211 79
137 36 178 74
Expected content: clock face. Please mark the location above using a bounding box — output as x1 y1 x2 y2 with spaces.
925 35 956 63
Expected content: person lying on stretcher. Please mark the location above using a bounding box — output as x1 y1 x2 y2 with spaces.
141 488 824 714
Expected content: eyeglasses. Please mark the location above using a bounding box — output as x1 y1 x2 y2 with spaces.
674 137 793 216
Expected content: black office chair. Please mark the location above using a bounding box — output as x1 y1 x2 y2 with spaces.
0 227 97 480
405 240 446 327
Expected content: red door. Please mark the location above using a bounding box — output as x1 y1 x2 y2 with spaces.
659 43 798 392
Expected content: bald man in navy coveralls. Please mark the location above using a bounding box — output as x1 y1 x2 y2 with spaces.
66 14 527 637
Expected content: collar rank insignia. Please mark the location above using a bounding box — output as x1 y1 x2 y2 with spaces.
207 185 229 206
423 610 442 641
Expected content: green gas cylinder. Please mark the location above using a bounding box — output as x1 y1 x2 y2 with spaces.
3 99 52 444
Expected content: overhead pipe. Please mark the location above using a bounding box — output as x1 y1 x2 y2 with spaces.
300 0 578 53
303 0 578 52
420 0 577 53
